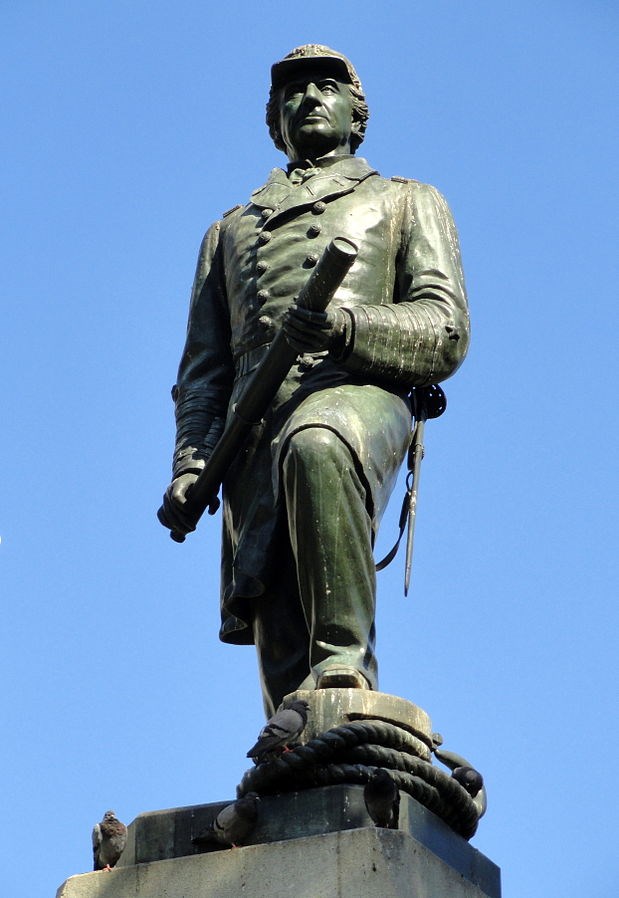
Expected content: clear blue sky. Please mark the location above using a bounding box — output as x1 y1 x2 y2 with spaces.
2 2 617 896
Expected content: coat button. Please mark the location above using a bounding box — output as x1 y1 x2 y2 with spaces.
261 208 273 219
258 231 272 244
312 201 326 214
258 315 273 328
256 289 270 303
256 260 269 274
304 252 320 267
308 223 321 237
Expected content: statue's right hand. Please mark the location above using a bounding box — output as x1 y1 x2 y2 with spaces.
157 472 201 537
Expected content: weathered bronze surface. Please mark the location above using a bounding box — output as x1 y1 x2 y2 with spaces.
159 237 358 542
159 44 469 716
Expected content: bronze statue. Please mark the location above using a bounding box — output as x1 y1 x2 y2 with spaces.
158 45 469 716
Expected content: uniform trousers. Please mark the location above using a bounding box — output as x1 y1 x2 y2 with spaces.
252 426 378 716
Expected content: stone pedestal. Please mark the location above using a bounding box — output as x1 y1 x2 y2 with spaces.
57 690 500 896
56 787 500 898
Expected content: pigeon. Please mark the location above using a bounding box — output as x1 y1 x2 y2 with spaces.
92 810 127 871
246 699 309 763
364 768 400 829
451 765 484 798
192 793 260 848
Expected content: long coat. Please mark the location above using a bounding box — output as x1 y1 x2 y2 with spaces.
172 155 469 644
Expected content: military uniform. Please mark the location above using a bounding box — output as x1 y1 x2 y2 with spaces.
171 154 469 713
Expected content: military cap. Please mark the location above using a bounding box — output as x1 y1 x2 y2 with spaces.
270 44 364 94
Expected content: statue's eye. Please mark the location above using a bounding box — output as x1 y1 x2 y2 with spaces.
284 85 304 100
318 80 339 94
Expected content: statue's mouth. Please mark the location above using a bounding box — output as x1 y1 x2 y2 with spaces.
299 113 328 125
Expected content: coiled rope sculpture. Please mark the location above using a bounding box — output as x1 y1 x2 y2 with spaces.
237 719 481 839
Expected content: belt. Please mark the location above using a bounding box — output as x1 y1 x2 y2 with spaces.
234 344 327 378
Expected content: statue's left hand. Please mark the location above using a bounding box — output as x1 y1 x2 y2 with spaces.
283 306 347 355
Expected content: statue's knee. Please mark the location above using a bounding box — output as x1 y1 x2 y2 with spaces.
284 427 348 472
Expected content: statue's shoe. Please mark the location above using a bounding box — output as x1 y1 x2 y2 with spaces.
315 667 370 689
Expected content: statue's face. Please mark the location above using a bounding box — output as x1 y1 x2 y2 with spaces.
277 65 354 160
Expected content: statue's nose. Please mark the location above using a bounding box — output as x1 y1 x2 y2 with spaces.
303 82 321 103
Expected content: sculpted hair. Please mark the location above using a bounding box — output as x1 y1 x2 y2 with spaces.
266 81 369 154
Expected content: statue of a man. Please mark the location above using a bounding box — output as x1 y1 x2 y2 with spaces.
159 45 469 716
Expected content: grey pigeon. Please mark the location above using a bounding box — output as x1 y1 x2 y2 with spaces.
192 793 260 848
246 699 309 763
92 810 127 871
364 768 400 829
451 765 484 798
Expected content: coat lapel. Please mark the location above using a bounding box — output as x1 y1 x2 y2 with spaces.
250 168 292 211
250 158 378 226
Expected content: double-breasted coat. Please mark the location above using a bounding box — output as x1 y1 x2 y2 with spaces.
171 155 469 645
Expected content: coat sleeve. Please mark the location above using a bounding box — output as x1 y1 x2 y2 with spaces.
171 221 235 478
340 181 470 387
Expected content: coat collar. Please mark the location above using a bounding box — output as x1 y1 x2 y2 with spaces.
250 156 378 220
